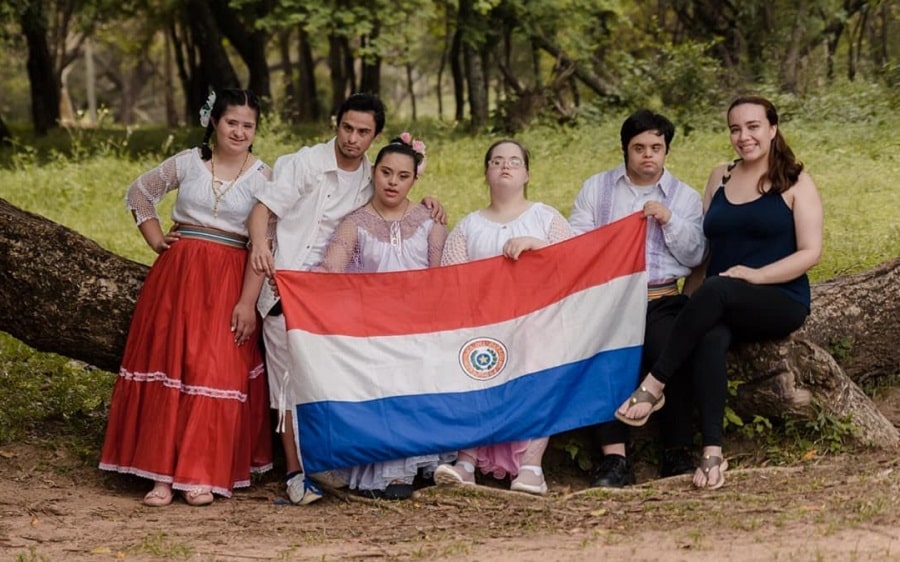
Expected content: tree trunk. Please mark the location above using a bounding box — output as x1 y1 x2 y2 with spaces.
184 0 240 114
20 1 61 136
209 0 272 101
0 198 147 374
328 33 350 116
1 199 898 446
0 113 11 143
798 258 900 384
729 338 899 448
359 23 381 96
294 27 319 122
463 42 488 128
450 28 465 122
278 29 298 122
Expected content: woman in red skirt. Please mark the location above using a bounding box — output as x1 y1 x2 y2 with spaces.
100 89 273 506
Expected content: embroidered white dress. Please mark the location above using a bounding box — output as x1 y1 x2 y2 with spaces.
318 203 451 491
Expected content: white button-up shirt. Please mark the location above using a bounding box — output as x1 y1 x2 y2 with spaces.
255 138 373 315
569 164 705 285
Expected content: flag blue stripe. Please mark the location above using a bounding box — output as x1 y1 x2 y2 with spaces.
296 345 642 473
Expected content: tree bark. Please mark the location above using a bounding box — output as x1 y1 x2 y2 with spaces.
799 258 900 384
730 338 899 448
1 199 898 446
209 0 272 101
296 27 320 122
20 0 61 136
184 0 241 116
0 198 147 374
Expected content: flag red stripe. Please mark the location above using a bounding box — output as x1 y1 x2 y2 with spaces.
276 212 647 336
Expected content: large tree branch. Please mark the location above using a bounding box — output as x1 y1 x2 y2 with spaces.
530 34 612 98
0 198 147 372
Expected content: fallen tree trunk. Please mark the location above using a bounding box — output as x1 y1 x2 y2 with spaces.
0 198 148 373
729 338 899 448
799 258 900 385
0 198 898 446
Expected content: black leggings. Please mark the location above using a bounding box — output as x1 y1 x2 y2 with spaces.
652 276 809 446
595 295 694 449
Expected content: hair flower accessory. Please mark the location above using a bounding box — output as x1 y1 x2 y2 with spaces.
397 131 427 176
199 91 216 127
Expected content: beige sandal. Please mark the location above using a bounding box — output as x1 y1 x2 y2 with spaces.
183 488 215 506
143 484 173 507
614 385 666 427
694 455 728 490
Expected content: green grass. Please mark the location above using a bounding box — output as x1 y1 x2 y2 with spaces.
1 91 899 450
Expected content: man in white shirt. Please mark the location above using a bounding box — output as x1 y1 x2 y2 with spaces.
247 94 444 505
569 109 706 487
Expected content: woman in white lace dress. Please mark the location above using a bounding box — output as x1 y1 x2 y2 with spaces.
316 134 449 500
100 89 273 507
433 139 574 496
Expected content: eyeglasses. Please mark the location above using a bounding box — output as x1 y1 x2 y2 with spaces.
487 156 525 169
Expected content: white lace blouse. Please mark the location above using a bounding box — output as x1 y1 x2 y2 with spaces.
318 203 447 273
441 202 574 265
125 148 271 236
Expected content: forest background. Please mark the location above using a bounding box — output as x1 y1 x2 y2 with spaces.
1 0 900 469
1 2 900 560
0 0 899 445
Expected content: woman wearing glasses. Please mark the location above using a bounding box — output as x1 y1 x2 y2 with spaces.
434 139 573 495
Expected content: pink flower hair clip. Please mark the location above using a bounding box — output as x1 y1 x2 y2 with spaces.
398 132 427 176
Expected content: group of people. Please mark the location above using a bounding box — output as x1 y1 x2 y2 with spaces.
98 90 823 506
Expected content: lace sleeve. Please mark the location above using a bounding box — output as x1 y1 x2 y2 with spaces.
125 155 181 225
427 222 449 268
317 213 360 273
440 226 469 266
546 207 576 243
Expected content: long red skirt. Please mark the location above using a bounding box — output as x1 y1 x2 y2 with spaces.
100 237 272 497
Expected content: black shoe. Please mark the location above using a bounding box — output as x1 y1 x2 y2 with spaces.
382 483 414 501
660 447 695 478
591 454 635 488
355 488 385 500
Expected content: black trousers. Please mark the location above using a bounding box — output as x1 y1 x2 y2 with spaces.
594 294 695 450
652 276 809 446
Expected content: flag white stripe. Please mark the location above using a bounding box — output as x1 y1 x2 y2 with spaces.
287 272 647 403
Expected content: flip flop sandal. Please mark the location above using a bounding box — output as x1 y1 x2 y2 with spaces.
695 455 728 490
614 385 666 427
183 488 215 506
143 487 173 507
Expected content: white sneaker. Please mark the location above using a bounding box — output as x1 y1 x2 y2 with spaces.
510 465 547 496
309 470 348 489
286 474 323 505
434 463 476 486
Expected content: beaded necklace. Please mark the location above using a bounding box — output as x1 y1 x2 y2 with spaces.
210 150 252 217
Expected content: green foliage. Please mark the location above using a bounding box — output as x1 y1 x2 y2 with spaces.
587 39 727 133
0 100 898 463
827 337 854 363
784 405 857 454
0 333 114 451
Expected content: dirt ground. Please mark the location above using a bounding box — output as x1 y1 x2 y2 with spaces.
3 388 900 562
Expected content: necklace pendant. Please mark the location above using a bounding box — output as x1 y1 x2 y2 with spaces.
389 221 402 250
